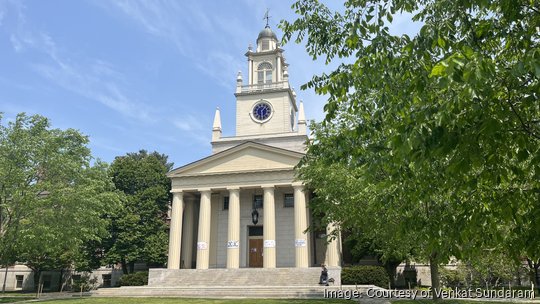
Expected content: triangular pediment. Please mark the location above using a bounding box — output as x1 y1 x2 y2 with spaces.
167 142 304 177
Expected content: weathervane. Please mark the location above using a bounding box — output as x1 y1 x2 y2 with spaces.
264 9 271 27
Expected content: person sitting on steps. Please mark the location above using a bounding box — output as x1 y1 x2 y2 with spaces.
319 263 329 286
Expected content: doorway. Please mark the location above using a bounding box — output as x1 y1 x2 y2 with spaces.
248 226 263 268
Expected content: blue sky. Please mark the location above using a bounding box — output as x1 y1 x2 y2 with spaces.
0 0 420 168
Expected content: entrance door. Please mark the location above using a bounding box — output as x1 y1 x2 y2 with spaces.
249 238 263 267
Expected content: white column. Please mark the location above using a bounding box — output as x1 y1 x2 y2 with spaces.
293 183 309 268
196 189 212 269
263 185 276 268
167 191 184 269
181 198 194 269
226 187 240 268
326 222 341 267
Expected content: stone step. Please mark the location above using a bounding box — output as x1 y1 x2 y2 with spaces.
148 267 342 287
92 285 378 299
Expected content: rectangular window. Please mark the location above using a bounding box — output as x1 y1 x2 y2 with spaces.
223 196 229 210
265 70 272 83
258 71 264 84
102 274 112 288
262 40 269 51
15 275 23 288
284 193 294 208
253 194 263 209
42 274 51 290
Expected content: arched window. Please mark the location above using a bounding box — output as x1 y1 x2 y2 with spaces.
257 62 273 84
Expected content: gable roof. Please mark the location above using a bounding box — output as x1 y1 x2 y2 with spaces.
167 141 304 177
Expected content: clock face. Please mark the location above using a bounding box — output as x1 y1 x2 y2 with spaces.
252 102 272 121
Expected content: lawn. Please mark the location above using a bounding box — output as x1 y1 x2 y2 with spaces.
0 297 35 303
38 298 351 304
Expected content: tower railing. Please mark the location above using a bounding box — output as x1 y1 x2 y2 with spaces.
240 81 288 93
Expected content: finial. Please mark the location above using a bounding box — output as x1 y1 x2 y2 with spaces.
248 44 253 52
264 9 271 28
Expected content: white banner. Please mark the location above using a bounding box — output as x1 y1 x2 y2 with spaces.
295 239 306 247
227 240 239 248
263 240 276 248
197 241 208 250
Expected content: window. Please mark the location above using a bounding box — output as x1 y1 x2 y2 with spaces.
15 275 23 289
257 62 273 84
253 194 263 209
284 193 294 208
223 196 229 210
42 274 51 290
102 274 112 288
262 39 269 50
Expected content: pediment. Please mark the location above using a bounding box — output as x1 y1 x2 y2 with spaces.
168 142 304 177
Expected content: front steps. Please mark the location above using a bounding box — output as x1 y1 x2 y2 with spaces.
148 267 341 287
92 285 380 299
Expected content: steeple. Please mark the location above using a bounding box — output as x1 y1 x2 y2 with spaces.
212 107 222 141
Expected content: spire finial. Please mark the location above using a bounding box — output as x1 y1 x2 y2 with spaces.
264 9 271 28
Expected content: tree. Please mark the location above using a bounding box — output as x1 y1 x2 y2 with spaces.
282 0 539 299
105 150 172 274
0 113 121 291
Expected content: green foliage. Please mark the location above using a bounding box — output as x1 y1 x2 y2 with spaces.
0 113 121 290
72 273 99 292
105 150 172 273
281 0 540 297
439 267 466 288
341 265 390 287
117 271 148 286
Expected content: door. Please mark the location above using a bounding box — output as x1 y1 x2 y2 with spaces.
249 238 263 267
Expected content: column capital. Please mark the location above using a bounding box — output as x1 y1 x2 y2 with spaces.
170 189 184 194
198 188 212 194
261 184 275 190
226 186 240 191
292 182 304 190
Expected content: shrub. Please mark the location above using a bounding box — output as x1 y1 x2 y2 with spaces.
342 265 390 288
440 267 466 288
118 271 148 286
72 274 99 291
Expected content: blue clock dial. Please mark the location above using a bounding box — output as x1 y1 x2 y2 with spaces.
253 102 271 121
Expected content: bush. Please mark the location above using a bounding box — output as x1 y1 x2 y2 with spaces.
342 266 390 288
118 271 148 286
72 274 99 291
440 267 466 288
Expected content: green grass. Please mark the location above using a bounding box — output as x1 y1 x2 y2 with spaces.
395 301 537 304
39 298 351 304
0 297 34 303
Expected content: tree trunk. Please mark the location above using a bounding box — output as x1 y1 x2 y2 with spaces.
430 253 441 301
33 270 41 292
2 265 8 293
121 258 128 275
384 260 402 289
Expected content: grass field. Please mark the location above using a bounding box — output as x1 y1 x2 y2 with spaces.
0 297 34 303
25 298 352 304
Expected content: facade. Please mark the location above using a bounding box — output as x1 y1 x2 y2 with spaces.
163 25 342 273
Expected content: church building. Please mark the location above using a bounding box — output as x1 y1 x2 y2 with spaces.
155 24 342 282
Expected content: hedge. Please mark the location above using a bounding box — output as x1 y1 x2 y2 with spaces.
341 265 389 288
118 271 148 286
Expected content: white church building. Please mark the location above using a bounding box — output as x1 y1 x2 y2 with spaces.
148 24 342 286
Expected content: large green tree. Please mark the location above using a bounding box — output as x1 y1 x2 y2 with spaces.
0 113 121 291
106 150 172 274
282 0 539 298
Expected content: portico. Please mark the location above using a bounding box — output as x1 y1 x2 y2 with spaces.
165 142 340 270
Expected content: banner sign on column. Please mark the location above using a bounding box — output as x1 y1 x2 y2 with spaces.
295 239 306 247
197 241 208 250
264 240 276 248
227 240 239 248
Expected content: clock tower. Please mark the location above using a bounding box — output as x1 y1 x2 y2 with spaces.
211 24 308 154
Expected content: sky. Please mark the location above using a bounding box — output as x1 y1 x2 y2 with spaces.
0 0 421 168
